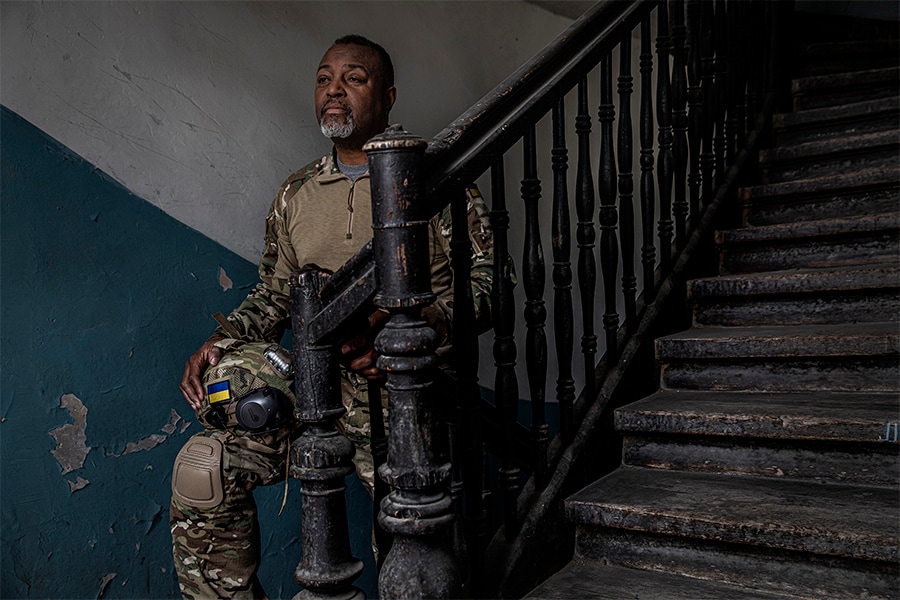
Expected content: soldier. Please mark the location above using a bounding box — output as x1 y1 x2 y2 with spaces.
171 35 495 598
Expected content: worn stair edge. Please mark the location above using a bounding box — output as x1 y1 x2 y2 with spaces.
792 66 900 96
622 435 900 487
688 264 900 299
773 96 899 131
740 166 899 203
574 527 899 600
760 128 900 165
798 40 900 62
615 390 900 444
657 321 900 360
661 358 899 393
524 559 790 600
717 211 900 245
566 467 900 563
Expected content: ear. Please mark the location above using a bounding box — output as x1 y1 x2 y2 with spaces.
384 86 397 113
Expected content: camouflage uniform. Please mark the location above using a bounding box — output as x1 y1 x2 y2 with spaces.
171 151 496 598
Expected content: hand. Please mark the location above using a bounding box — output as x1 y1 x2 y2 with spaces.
180 335 226 410
340 310 390 381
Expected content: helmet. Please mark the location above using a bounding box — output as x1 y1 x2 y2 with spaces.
197 342 297 443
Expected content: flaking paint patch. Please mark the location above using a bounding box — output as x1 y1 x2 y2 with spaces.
49 393 91 475
67 476 90 493
106 409 189 457
98 572 117 599
218 266 233 291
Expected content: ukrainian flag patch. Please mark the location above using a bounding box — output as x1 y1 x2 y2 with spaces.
207 379 231 404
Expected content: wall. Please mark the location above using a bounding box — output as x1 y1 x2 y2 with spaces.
0 1 575 598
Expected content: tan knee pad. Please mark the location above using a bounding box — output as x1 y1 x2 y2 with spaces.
172 435 224 510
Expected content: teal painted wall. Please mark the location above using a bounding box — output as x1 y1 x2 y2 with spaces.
0 106 376 599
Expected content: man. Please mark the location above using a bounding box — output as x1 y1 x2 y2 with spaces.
170 35 494 598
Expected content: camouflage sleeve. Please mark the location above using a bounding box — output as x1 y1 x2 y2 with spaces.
210 165 318 345
424 183 500 349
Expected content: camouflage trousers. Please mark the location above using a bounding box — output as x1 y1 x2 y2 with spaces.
170 370 388 599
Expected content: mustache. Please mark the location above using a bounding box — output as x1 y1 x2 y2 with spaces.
321 100 352 116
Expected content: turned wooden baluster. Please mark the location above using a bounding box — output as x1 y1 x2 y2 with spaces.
617 33 637 331
639 14 657 303
575 77 598 401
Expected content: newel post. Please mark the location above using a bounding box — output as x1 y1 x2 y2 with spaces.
290 267 364 600
363 125 461 599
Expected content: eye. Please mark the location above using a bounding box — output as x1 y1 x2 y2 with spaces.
317 75 330 85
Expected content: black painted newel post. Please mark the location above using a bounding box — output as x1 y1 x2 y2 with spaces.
290 267 364 600
364 125 460 599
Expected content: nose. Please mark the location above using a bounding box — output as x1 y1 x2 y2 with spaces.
326 78 345 97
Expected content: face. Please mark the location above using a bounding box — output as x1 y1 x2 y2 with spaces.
315 43 396 144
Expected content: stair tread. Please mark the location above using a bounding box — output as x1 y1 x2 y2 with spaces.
526 559 789 600
718 210 899 244
793 66 900 94
774 96 899 129
616 390 900 443
740 165 899 201
689 263 900 298
567 467 899 562
760 128 900 165
658 321 899 359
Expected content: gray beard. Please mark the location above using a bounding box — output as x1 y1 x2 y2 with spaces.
320 115 355 139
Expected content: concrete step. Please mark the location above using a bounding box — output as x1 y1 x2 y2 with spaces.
739 166 899 227
525 559 789 599
759 129 900 184
717 211 899 274
796 40 900 78
792 67 900 111
688 264 900 326
657 322 900 392
773 96 899 146
567 467 900 599
617 390 900 486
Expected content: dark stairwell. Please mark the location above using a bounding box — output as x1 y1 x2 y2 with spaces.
527 9 900 600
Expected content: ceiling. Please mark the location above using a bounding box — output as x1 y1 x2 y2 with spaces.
526 0 596 20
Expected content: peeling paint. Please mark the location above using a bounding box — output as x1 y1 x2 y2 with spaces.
106 409 190 456
67 476 90 493
218 266 233 291
49 393 91 475
98 572 117 598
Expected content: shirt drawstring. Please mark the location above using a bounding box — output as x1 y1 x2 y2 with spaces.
346 182 355 239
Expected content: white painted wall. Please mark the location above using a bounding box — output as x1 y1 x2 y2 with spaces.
1 0 572 262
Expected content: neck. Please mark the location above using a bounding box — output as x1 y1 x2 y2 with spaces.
333 142 368 165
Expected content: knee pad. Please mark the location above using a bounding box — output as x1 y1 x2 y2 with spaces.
172 435 224 510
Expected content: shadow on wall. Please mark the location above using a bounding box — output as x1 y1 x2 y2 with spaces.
0 106 377 599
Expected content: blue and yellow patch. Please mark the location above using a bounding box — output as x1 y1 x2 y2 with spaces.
207 379 231 404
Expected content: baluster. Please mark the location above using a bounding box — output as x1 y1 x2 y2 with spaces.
714 0 728 182
449 185 486 592
521 125 549 488
656 1 674 273
617 34 637 331
490 158 521 537
290 267 364 600
551 97 575 444
699 0 716 205
686 0 703 226
639 15 657 303
365 126 460 599
598 52 619 362
732 0 747 156
670 0 689 247
722 0 738 168
745 0 760 136
575 78 598 402
368 381 392 565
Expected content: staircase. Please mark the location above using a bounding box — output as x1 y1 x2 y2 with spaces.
527 16 899 600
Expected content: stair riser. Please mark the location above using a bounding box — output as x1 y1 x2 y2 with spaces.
762 148 898 184
693 293 900 327
776 112 899 145
622 437 900 487
720 233 899 274
661 360 900 393
574 528 899 600
794 83 898 111
743 187 900 226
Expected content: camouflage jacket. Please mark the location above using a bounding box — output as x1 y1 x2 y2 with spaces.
212 151 496 350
